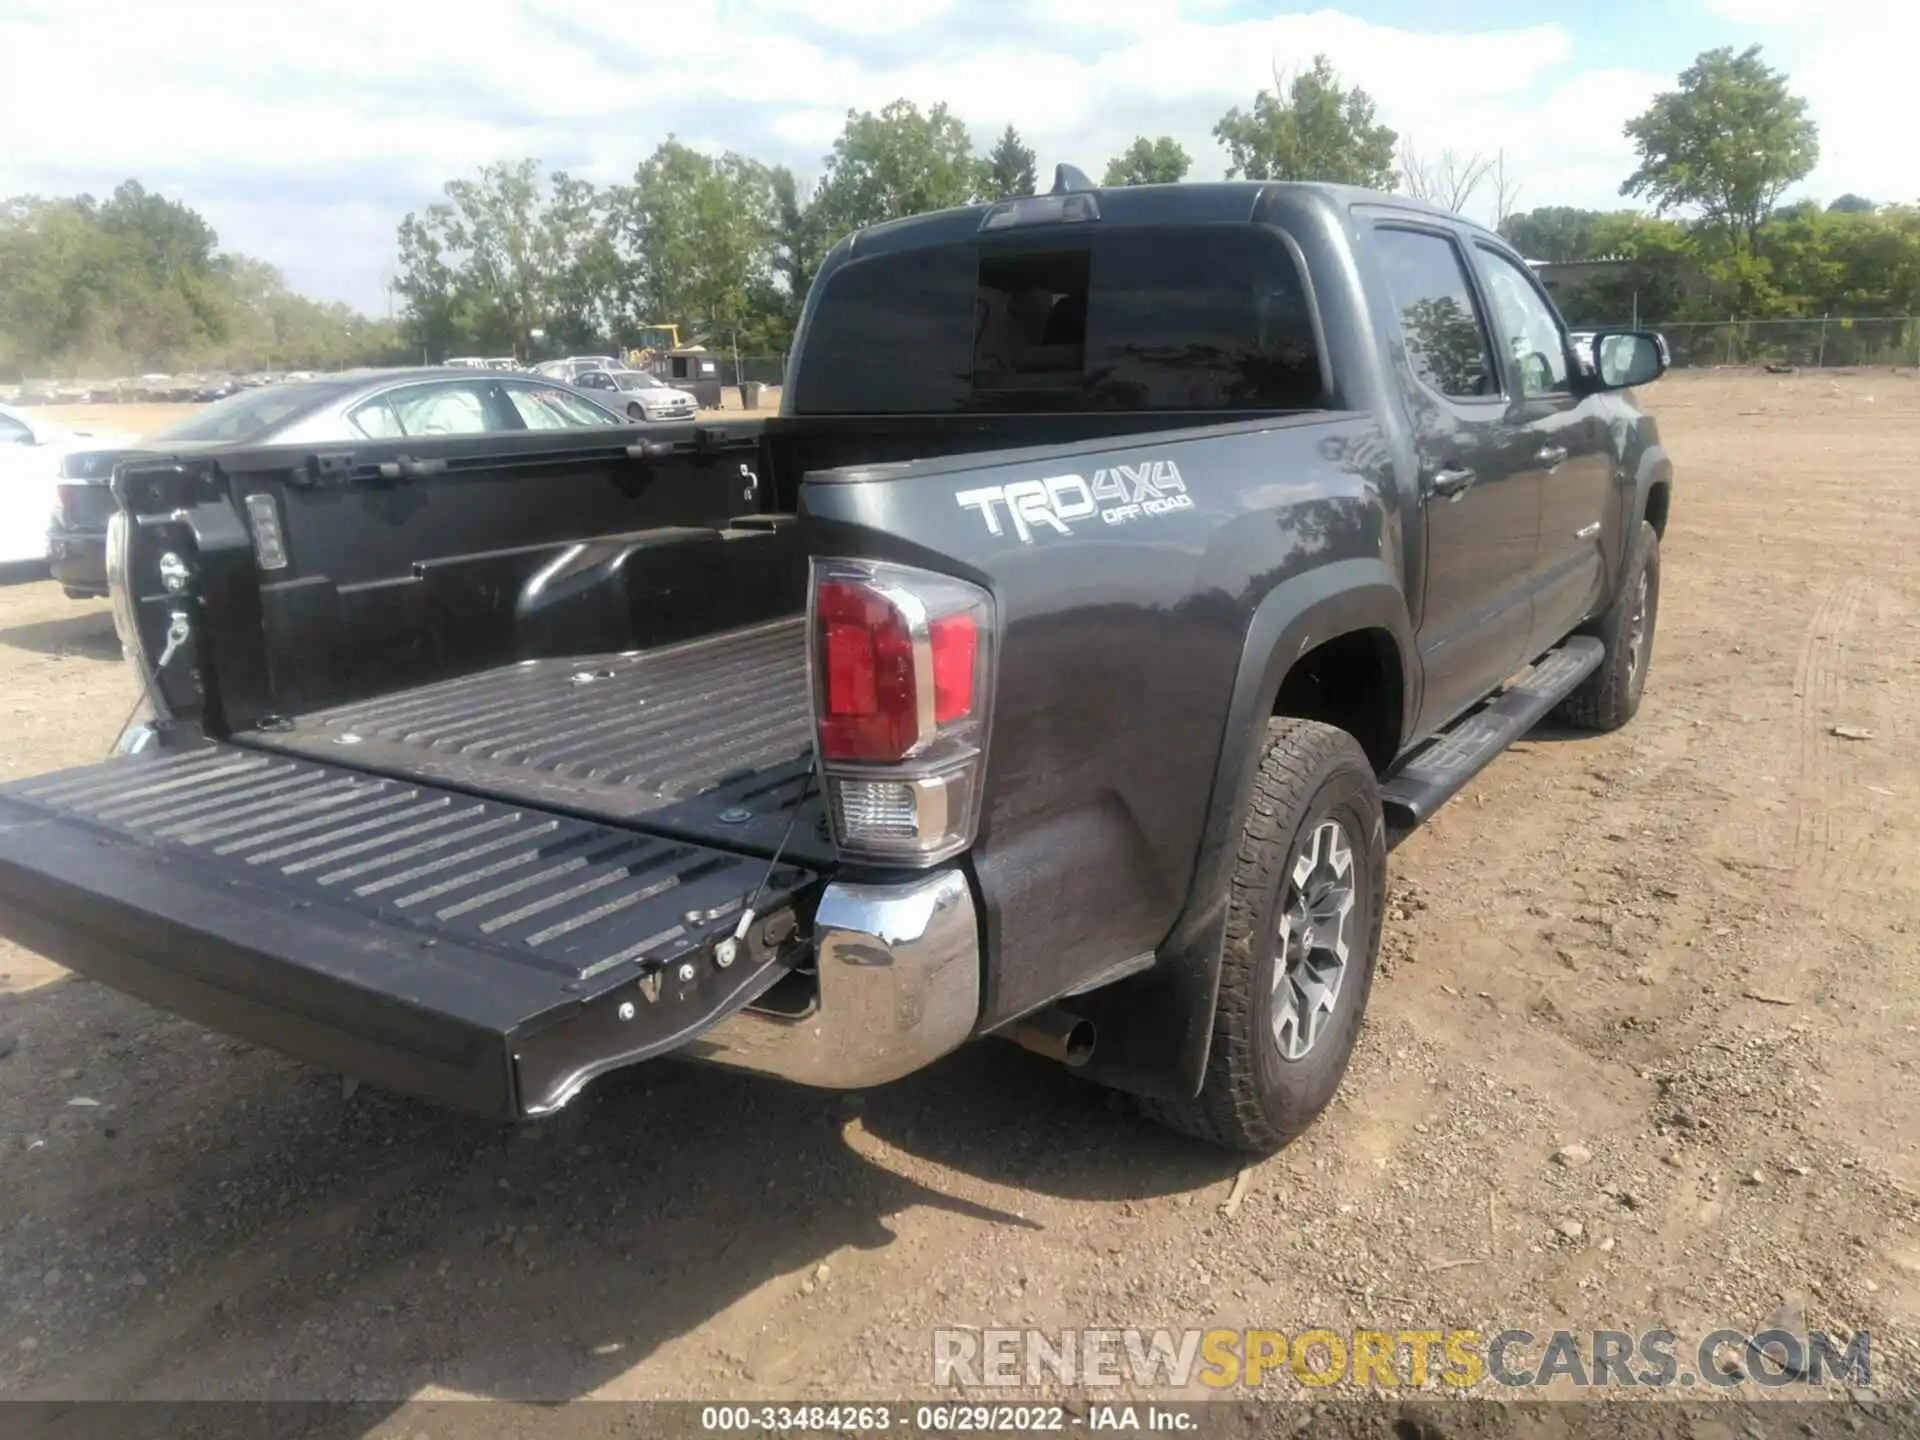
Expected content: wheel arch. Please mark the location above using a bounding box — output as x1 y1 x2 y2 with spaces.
1069 558 1414 1103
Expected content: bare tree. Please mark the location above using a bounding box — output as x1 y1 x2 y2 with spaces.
1397 139 1495 213
1490 148 1522 228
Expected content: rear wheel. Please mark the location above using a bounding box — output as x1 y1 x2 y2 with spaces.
1555 519 1660 732
1139 718 1386 1153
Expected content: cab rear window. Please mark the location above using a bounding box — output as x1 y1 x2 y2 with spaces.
791 224 1324 414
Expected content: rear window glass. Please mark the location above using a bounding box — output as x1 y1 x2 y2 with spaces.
791 224 1323 414
151 383 342 442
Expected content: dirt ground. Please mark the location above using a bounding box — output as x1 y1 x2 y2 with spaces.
0 371 1915 1419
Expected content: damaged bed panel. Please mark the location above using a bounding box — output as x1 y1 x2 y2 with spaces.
236 616 834 869
0 746 819 1117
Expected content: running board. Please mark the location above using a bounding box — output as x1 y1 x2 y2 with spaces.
1382 636 1604 830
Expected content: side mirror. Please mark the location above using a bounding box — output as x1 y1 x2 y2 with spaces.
1588 330 1669 390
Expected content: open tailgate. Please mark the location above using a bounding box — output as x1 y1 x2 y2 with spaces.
0 746 817 1117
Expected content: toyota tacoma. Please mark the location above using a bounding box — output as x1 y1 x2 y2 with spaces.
0 172 1673 1152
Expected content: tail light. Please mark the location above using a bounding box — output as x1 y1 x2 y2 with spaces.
808 558 994 864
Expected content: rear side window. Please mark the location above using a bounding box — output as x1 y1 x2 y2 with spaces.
501 383 620 429
382 381 494 436
791 224 1323 414
1372 228 1497 400
1085 229 1321 411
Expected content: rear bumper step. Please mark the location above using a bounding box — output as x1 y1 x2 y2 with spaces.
0 747 822 1117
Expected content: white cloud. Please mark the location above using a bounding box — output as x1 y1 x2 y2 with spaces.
1699 0 1903 23
0 0 1901 313
755 0 959 33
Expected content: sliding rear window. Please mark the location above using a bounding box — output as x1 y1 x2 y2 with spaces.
791 223 1324 414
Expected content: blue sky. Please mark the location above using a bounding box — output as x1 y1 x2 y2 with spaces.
0 0 1904 314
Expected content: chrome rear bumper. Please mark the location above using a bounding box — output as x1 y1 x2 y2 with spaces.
682 869 980 1088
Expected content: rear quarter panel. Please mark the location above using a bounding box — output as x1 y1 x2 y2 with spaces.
798 410 1402 1028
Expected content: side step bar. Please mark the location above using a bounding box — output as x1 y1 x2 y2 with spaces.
1382 636 1605 830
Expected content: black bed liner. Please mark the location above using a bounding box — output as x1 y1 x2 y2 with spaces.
238 616 833 869
0 746 818 1117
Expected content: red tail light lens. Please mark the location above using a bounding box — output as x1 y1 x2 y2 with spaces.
817 578 918 761
809 559 995 863
930 613 977 723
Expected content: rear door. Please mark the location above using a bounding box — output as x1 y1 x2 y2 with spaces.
1468 242 1614 657
1370 224 1540 734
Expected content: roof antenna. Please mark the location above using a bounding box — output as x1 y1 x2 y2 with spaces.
1051 164 1096 195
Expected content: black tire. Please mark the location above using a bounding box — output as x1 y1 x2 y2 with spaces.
627 402 646 421
1555 519 1660 733
1139 718 1386 1153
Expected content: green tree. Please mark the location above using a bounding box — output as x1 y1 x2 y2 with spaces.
394 159 550 356
538 171 626 352
1621 45 1819 255
811 100 981 243
0 183 397 377
1827 193 1875 215
981 125 1037 199
1763 204 1920 317
615 139 775 342
767 164 826 333
1102 136 1191 187
1546 213 1699 326
394 159 620 359
1498 206 1602 262
1212 56 1397 187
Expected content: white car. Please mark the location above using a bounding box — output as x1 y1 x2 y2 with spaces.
0 402 139 567
571 368 699 421
533 356 623 382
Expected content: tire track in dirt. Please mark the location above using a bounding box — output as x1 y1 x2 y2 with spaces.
1787 575 1902 894
1851 585 1918 896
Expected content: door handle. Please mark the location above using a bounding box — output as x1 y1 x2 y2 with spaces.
1427 466 1477 499
1535 443 1568 470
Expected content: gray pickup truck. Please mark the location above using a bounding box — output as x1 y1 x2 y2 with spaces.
0 172 1673 1152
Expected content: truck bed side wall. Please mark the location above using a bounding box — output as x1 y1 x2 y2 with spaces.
122 416 1261 733
117 426 791 729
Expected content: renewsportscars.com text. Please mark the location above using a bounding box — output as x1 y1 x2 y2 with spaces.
932 1327 1871 1391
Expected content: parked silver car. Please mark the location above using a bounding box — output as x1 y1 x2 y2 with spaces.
571 368 699 422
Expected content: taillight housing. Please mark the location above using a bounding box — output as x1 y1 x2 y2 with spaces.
808 558 994 864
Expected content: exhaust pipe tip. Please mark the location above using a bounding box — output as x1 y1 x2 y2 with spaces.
1001 1006 1097 1068
1055 1016 1096 1067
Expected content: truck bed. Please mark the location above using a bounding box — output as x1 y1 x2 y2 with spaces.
237 616 833 870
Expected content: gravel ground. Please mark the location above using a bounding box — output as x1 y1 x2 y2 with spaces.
0 371 1914 1427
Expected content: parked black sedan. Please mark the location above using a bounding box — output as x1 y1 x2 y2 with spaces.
49 368 633 597
191 375 243 402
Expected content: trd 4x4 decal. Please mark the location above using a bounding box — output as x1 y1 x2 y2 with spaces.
955 460 1192 544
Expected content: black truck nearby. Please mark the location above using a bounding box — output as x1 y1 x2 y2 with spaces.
0 175 1673 1152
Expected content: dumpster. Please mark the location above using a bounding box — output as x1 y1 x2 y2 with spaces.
649 349 724 409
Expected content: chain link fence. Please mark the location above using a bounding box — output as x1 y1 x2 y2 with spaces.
1608 317 1920 369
